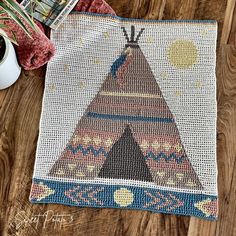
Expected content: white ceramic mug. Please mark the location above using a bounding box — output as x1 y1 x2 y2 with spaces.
0 29 21 90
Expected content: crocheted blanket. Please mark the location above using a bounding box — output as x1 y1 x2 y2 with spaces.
30 13 218 220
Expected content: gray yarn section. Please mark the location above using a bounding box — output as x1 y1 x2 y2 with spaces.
98 125 153 182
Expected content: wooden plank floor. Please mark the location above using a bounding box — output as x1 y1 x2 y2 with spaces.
0 0 236 235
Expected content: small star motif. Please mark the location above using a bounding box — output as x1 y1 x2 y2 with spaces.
147 36 154 43
79 81 86 89
174 90 182 97
94 58 101 64
48 83 56 91
63 64 69 71
104 32 109 38
196 80 202 89
79 37 84 46
160 71 168 80
200 29 208 36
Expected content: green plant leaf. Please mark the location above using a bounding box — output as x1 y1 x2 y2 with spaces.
0 2 32 38
0 17 12 20
0 30 18 45
11 30 17 44
0 23 8 28
3 0 37 30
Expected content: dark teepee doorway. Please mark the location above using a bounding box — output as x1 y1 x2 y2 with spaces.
48 26 203 191
98 125 153 182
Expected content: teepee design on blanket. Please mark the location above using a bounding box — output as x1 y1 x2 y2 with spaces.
48 26 203 191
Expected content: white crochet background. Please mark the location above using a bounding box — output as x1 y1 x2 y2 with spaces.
33 13 218 196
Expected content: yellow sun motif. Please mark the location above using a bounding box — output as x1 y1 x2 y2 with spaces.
114 188 134 207
167 40 198 69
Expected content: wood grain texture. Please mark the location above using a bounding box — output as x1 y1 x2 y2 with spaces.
0 0 235 235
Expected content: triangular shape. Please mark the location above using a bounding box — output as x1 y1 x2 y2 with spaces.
48 26 203 191
98 125 153 182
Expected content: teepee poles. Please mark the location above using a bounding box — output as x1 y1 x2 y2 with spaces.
121 27 130 42
121 26 145 43
135 28 145 43
130 25 135 42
